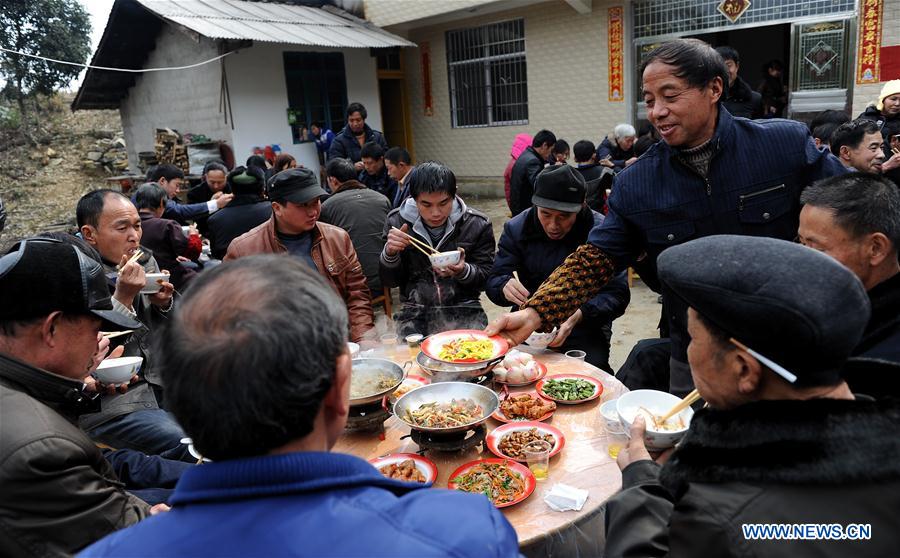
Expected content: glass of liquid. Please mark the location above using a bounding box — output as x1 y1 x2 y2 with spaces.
523 439 552 480
607 430 629 460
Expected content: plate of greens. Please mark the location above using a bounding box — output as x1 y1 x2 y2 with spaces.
536 374 603 404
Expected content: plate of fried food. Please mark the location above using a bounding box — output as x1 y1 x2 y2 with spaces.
370 453 438 484
536 374 603 404
421 329 509 365
448 458 535 508
486 422 565 462
492 392 557 423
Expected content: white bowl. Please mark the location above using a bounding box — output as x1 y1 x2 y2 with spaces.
616 389 693 450
347 342 360 358
525 328 557 349
429 250 461 268
600 398 623 433
140 272 170 294
94 356 143 384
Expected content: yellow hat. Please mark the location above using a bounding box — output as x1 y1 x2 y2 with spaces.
877 79 900 111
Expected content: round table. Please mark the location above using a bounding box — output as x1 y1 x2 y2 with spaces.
334 344 628 552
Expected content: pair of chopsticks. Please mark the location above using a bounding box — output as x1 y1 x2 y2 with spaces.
659 389 702 423
117 249 144 271
101 330 134 339
391 227 439 258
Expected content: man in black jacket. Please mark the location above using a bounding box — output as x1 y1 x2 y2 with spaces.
606 234 900 558
716 46 762 119
357 142 398 201
509 129 556 216
380 162 495 336
206 166 272 260
327 102 388 171
799 173 900 394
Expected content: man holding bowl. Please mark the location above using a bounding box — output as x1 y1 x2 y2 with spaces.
604 235 900 557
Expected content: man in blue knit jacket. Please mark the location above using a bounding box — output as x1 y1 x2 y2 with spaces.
80 256 520 558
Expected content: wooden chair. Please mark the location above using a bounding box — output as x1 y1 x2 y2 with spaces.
371 287 393 323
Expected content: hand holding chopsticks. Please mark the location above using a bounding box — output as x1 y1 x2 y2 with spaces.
117 249 144 271
389 225 439 258
659 389 701 423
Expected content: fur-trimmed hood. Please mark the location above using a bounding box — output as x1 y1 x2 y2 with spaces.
660 397 900 496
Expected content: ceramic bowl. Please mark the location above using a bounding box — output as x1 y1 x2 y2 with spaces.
140 272 170 294
616 389 693 450
428 250 461 267
94 356 143 384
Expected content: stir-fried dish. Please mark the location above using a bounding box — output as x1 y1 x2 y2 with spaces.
403 398 483 428
438 337 495 362
499 429 556 460
637 406 686 432
451 462 526 505
499 394 556 421
380 459 426 483
350 371 399 399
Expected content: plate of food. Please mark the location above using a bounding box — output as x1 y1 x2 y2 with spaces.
421 329 509 365
536 374 603 404
448 458 535 508
370 453 437 484
492 349 546 386
492 392 557 423
486 422 565 462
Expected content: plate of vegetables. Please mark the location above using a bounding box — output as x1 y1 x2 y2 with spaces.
421 330 509 365
447 458 535 508
536 374 603 404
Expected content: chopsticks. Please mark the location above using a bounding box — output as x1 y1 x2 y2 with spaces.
659 389 701 423
391 227 439 257
101 330 134 339
117 249 144 271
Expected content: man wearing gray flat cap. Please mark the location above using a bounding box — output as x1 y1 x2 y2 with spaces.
604 235 900 558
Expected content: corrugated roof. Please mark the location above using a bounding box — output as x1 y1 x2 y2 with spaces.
135 0 415 48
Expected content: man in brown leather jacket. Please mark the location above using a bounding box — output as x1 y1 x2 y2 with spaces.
225 168 375 342
0 238 157 557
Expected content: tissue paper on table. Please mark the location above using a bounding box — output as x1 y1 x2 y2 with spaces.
544 483 588 512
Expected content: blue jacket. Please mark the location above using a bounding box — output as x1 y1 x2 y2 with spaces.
328 123 388 162
487 207 630 345
314 128 335 155
590 107 848 363
161 198 210 225
80 451 521 558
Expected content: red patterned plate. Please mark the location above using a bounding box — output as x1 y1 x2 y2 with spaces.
447 458 535 508
491 391 557 423
536 374 603 404
486 421 566 462
369 453 438 484
420 329 509 364
494 360 548 387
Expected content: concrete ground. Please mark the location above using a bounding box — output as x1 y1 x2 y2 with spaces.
463 192 661 371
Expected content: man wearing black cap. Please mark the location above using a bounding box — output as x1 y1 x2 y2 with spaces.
604 235 900 558
487 165 629 372
206 166 272 260
226 167 375 342
0 238 158 556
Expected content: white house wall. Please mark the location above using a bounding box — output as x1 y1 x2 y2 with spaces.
120 24 233 172
223 43 382 175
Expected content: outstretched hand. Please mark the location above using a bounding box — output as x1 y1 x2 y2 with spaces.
484 308 542 347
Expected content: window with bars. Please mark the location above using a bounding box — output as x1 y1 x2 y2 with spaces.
446 19 528 128
283 52 348 144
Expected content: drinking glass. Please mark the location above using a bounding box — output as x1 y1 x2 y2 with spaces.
523 439 552 480
565 350 586 361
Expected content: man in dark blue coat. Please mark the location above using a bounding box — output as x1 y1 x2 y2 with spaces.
327 102 388 172
487 164 629 372
80 256 520 558
487 39 848 397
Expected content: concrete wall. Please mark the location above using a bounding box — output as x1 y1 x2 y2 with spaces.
120 25 233 171
120 24 382 175
224 42 382 174
851 1 900 116
400 0 629 178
